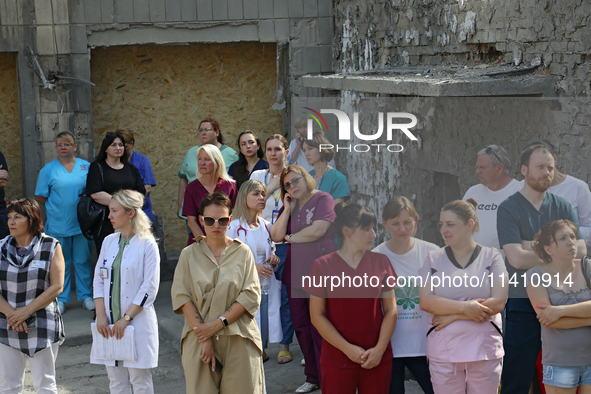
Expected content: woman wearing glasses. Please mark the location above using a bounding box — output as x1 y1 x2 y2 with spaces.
270 164 337 393
0 198 65 394
226 180 281 363
34 131 94 315
172 192 264 394
250 134 294 364
177 118 238 219
86 131 146 254
182 145 237 246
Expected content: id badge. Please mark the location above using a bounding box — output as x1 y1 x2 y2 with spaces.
30 260 45 269
100 267 108 279
272 209 280 224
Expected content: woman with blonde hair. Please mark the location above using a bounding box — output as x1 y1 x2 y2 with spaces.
250 134 295 364
182 144 237 246
419 199 508 394
92 189 160 394
271 164 337 393
226 179 281 363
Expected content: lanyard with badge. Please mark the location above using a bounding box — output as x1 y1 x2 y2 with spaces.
265 170 282 224
100 259 108 279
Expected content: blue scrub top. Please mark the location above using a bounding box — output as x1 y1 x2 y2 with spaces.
35 158 90 237
129 151 157 222
309 168 351 202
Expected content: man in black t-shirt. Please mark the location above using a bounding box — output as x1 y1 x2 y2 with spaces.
0 151 9 239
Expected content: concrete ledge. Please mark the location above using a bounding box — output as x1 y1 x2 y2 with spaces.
300 66 558 97
87 22 260 46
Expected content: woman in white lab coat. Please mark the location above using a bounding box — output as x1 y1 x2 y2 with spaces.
92 189 160 394
227 180 282 362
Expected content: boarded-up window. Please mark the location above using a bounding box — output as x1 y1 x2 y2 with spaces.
0 52 22 201
91 43 281 250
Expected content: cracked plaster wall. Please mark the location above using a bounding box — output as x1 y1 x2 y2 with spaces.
329 1 591 244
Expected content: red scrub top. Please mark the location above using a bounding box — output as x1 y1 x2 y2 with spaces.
304 251 397 368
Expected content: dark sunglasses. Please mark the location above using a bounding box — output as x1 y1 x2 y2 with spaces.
283 176 303 191
485 146 502 165
7 198 29 207
202 216 231 227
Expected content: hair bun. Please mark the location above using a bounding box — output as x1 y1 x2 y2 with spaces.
466 198 478 209
334 202 347 217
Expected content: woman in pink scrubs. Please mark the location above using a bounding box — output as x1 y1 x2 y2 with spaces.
419 199 508 394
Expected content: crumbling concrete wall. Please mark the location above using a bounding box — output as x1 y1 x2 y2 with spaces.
91 43 281 250
322 1 591 245
333 0 591 96
0 52 22 200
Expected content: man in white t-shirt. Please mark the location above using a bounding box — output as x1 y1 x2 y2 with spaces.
463 145 521 251
522 140 591 248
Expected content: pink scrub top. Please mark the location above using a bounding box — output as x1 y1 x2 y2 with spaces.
420 245 507 363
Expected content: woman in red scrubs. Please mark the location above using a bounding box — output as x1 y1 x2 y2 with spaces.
305 203 398 394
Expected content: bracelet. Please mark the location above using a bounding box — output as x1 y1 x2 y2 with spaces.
25 305 31 317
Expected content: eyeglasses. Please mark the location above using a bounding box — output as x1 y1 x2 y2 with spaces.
56 143 72 148
202 216 231 227
198 128 214 134
283 176 303 191
485 146 502 165
8 198 29 207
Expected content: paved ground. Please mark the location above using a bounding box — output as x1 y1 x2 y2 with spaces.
9 279 424 393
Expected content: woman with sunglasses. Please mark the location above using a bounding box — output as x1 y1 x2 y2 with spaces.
0 198 65 393
250 134 295 364
227 180 281 363
228 131 268 190
270 164 337 393
302 131 350 204
34 131 94 315
172 192 264 394
177 118 238 220
182 145 237 246
86 131 146 254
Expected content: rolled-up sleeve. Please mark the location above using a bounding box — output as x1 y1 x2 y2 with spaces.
132 240 160 308
235 248 261 318
171 249 193 314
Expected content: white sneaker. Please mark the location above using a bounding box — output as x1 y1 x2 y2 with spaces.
58 302 66 314
300 358 306 366
83 298 96 311
295 382 318 393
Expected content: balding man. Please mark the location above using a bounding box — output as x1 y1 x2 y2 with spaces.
463 145 521 252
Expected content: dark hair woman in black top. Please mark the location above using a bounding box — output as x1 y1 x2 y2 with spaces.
86 131 145 255
228 130 268 190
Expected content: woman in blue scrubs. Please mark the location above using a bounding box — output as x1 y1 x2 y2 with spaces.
35 131 94 314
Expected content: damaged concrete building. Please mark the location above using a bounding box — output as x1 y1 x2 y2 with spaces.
0 0 589 250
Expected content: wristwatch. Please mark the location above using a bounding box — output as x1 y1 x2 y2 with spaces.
124 314 133 322
218 316 228 327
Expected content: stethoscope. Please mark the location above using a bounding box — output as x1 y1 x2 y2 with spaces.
236 219 272 245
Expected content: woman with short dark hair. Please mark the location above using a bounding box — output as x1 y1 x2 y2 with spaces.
0 198 65 393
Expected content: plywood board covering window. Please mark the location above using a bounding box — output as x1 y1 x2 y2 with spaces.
0 52 22 201
91 43 281 251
